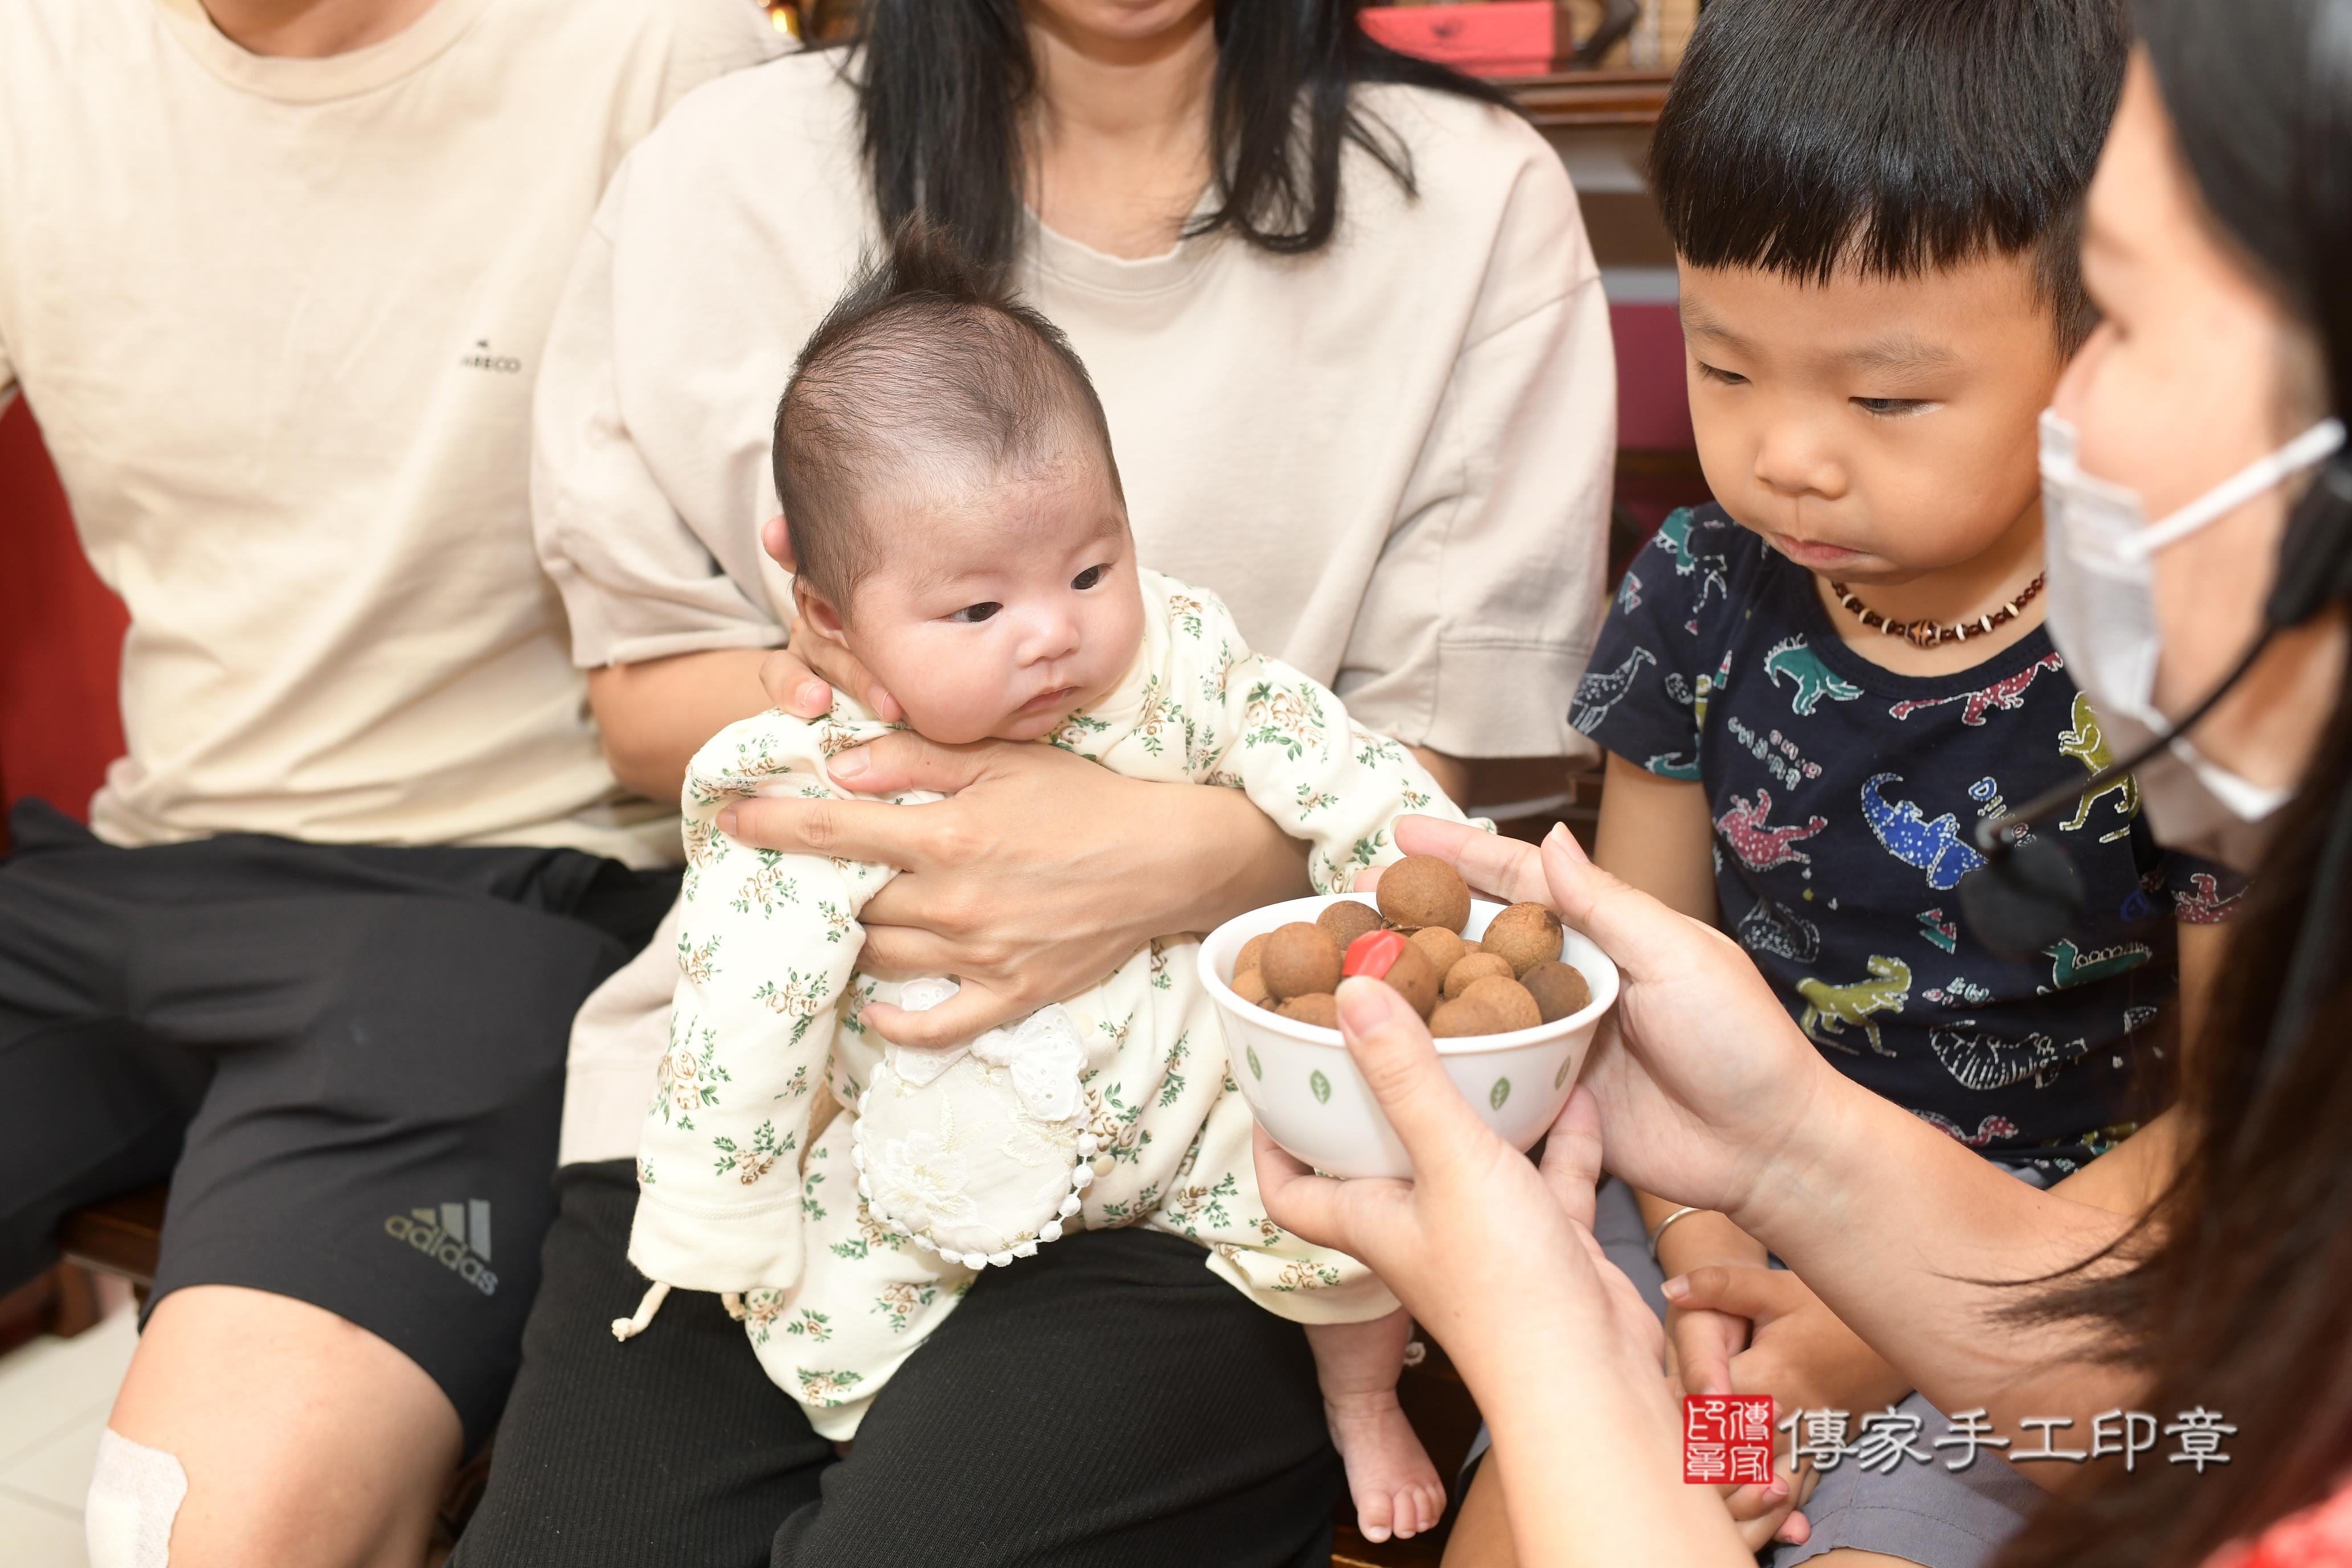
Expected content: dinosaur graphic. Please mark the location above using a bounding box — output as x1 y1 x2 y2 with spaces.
1570 646 1657 734
2057 692 2138 843
1927 1026 2089 1091
1861 773 1988 891
1915 1109 2021 1148
1736 897 1822 963
2045 937 2152 990
1796 956 1912 1056
1887 652 2066 726
1716 788 1830 872
1645 752 1702 781
1916 907 1958 953
1654 508 1730 615
1763 636 1864 716
2173 871 2245 925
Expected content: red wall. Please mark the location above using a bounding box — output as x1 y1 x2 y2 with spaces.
0 403 127 841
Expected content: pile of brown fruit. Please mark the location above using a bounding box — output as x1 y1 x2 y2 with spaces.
1228 855 1592 1037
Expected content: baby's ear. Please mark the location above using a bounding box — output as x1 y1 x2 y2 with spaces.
792 575 848 642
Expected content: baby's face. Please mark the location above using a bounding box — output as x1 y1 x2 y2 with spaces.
1677 251 2067 585
820 455 1145 745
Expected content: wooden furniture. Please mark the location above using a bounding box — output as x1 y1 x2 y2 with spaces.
1503 64 1674 128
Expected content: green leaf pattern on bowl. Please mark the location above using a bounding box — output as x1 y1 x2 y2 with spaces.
1554 1056 1571 1089
1310 1068 1331 1105
1489 1076 1511 1110
1247 1045 1263 1080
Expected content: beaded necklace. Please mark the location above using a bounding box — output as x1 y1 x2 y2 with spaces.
1828 573 2047 650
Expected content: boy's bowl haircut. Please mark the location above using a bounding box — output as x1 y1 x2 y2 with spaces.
1201 893 1620 1181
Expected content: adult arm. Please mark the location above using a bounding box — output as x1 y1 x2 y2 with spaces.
586 648 774 802
1398 818 2149 1456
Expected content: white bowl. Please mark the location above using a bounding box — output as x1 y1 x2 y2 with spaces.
1199 893 1620 1180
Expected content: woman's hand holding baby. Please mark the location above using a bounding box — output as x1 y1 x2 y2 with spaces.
718 733 1310 1049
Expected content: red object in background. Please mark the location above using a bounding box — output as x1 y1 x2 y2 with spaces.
1610 301 1694 452
0 403 128 847
1361 1 1557 77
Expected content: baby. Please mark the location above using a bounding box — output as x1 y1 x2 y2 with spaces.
619 223 1467 1544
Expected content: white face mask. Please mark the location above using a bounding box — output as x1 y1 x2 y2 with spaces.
2039 409 2346 868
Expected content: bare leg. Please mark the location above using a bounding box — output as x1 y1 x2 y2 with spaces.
1305 1308 1444 1544
107 1284 460 1568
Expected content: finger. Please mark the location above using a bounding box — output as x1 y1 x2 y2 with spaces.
860 986 1026 1050
1537 824 1724 983
792 638 901 724
1390 816 1548 904
718 793 926 863
1672 1310 1738 1398
1351 867 1381 893
1253 1125 1403 1256
1535 1084 1605 1230
762 513 795 570
1660 1262 1799 1325
1776 1509 1812 1547
1333 977 1502 1185
757 648 839 719
848 923 973 982
823 730 1007 802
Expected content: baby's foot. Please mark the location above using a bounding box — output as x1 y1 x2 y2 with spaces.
1325 1390 1446 1544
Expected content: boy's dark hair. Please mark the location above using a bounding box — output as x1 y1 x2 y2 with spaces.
1649 0 2129 348
773 217 1120 611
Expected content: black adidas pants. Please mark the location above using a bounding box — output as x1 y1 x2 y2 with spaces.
0 799 678 1450
455 1160 1344 1568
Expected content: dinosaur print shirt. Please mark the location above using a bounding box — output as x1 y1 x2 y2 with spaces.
1572 505 2244 1174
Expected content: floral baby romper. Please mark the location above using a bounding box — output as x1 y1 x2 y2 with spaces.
626 570 1471 1438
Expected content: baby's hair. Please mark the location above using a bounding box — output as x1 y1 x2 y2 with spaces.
773 217 1121 612
1649 0 2129 350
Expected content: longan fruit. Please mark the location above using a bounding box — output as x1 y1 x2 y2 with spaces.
1442 951 1514 1000
1522 960 1592 1023
1375 854 1471 934
1460 975 1541 1033
1261 922 1343 1001
1407 925 1468 976
1482 902 1565 977
1233 967 1272 1007
1235 932 1271 979
1317 900 1385 949
1430 995 1502 1038
1277 992 1340 1029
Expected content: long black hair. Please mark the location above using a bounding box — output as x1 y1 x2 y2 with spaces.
839 1 1518 276
1998 2 2352 1565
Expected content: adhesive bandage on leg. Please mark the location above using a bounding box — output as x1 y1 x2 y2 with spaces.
85 1428 188 1568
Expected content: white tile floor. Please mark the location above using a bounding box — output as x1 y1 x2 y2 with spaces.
0 1295 140 1568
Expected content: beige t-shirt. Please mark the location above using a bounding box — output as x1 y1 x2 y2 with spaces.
534 49 1615 763
540 51 1616 1166
0 0 784 863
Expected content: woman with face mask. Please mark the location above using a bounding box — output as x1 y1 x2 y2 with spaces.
1261 1 2352 1564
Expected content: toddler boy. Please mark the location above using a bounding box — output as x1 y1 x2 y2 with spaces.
1561 0 2237 1562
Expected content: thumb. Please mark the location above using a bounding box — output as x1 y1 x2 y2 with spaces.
1660 1262 1792 1324
1336 977 1501 1186
762 513 795 570
827 730 998 801
859 982 1021 1050
1536 1084 1606 1231
1538 823 1716 983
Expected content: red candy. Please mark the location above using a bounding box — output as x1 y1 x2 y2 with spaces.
1343 928 1407 980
